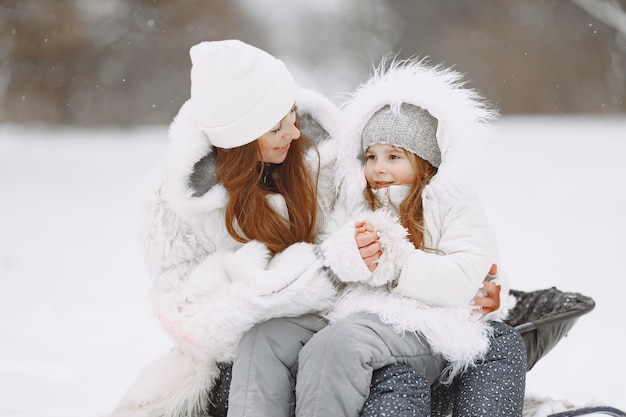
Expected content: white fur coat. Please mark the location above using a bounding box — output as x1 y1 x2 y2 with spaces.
110 87 340 417
320 58 515 382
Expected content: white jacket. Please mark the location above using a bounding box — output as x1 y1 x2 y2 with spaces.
111 88 340 417
320 58 514 382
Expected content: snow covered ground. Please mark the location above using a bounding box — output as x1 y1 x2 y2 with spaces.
0 116 624 417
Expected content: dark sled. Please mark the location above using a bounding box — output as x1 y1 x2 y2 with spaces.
504 288 626 416
505 286 596 371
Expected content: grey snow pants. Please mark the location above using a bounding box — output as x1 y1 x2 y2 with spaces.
226 312 445 417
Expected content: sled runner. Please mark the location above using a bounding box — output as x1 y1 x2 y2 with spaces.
547 406 626 417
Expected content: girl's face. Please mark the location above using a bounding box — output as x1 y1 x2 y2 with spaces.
364 144 417 189
257 106 300 164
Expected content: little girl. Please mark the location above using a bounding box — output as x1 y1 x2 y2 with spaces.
294 58 523 417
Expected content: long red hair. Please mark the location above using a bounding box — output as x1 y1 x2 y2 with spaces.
215 132 319 254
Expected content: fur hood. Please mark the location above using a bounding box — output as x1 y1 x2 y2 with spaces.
333 57 498 216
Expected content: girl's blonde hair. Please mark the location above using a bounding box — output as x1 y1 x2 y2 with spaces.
364 148 437 250
216 130 319 254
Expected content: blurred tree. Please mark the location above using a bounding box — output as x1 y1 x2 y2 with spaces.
0 0 243 125
572 0 626 108
2 0 88 124
0 0 623 126
381 1 623 113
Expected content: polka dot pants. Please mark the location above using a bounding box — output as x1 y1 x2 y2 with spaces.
362 321 527 417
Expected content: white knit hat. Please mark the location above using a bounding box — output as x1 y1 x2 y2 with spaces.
190 40 297 149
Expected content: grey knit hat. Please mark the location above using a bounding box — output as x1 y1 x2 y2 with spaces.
362 103 441 167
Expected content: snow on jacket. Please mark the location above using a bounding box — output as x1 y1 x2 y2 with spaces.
110 87 340 417
320 58 515 382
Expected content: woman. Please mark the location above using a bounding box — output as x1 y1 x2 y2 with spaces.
110 39 341 417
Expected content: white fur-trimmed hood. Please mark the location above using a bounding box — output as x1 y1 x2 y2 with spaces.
333 57 498 215
162 86 341 218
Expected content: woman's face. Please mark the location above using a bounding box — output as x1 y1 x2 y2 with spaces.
257 106 300 164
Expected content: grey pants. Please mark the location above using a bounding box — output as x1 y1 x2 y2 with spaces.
227 314 327 417
227 313 444 417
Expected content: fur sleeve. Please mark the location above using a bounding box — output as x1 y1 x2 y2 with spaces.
150 240 337 361
319 219 371 283
360 210 416 287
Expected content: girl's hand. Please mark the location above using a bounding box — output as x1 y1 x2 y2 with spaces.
354 221 382 272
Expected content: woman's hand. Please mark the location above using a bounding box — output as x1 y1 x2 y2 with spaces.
473 281 501 316
354 221 382 272
472 264 501 317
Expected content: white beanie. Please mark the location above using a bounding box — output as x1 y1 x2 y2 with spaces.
190 40 297 149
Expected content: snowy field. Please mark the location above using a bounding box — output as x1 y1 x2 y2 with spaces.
1 116 625 417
